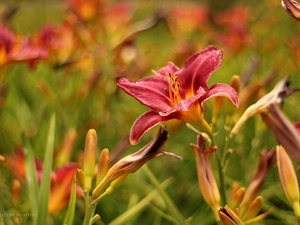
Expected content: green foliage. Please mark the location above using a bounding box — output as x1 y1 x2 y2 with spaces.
1 0 300 225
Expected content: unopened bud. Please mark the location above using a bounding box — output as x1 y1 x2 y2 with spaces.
76 169 86 190
242 196 263 221
230 187 245 209
226 75 240 127
104 173 128 195
83 129 97 191
96 148 110 185
276 145 300 218
12 179 21 207
212 96 224 126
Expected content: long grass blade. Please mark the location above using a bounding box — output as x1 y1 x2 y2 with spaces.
36 114 56 225
142 165 189 225
63 175 77 225
108 178 172 225
23 136 39 225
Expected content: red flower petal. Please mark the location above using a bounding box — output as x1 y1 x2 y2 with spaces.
155 62 180 76
118 76 172 112
0 25 15 53
130 111 172 145
200 83 239 107
177 46 223 96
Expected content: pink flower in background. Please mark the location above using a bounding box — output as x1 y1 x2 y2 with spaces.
118 46 239 144
0 25 48 68
4 148 83 214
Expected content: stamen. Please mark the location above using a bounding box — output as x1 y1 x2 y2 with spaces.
168 73 181 105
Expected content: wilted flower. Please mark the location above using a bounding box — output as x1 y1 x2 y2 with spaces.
276 145 300 218
92 126 181 198
282 0 300 21
239 149 275 215
262 103 300 163
231 77 299 135
190 134 220 221
118 46 239 144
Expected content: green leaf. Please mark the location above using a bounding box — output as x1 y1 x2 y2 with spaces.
23 136 39 225
142 165 189 225
63 175 77 225
108 178 172 225
36 114 56 225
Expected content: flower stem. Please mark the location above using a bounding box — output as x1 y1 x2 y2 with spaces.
83 203 97 225
214 150 227 206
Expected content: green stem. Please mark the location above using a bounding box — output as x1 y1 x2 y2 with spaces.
214 150 227 206
83 203 97 225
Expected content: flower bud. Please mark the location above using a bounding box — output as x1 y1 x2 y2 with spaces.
242 196 263 221
226 75 240 126
104 174 128 195
83 129 97 191
96 148 110 185
229 187 245 210
12 179 21 207
212 96 224 126
76 169 85 190
276 145 300 218
55 128 77 167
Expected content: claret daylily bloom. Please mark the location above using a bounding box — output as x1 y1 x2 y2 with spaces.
118 46 239 144
3 148 83 214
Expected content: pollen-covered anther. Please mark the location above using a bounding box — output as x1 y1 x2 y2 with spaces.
168 73 181 105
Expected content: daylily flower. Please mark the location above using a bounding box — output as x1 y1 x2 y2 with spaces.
282 0 300 21
0 24 47 68
3 148 83 214
214 5 254 53
92 126 181 197
48 163 83 214
118 46 239 144
168 3 209 36
4 147 43 181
